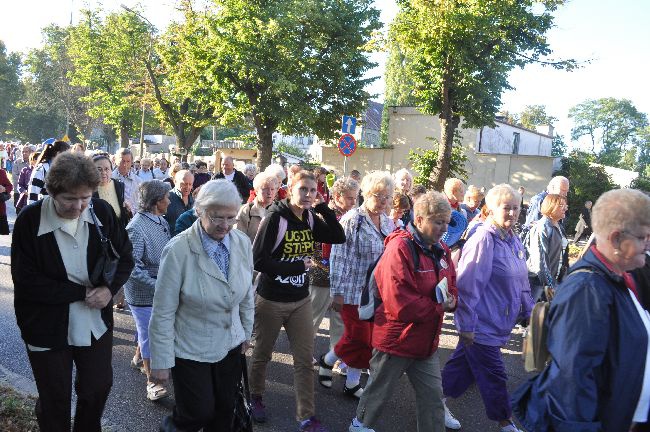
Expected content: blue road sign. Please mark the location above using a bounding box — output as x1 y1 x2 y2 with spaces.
338 134 357 157
341 115 357 135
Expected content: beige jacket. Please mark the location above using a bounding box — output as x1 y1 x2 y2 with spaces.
149 220 254 369
234 201 267 243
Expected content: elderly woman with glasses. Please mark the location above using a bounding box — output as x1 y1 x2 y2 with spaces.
442 184 533 432
92 154 130 229
124 180 172 401
514 188 650 432
318 172 396 399
149 179 255 431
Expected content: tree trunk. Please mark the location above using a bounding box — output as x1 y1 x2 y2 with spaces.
119 119 130 148
430 70 458 191
256 124 274 172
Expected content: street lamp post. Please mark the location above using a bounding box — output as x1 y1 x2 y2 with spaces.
120 4 155 159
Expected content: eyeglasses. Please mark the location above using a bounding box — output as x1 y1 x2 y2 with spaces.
621 231 650 243
371 193 390 201
96 167 112 173
205 215 237 226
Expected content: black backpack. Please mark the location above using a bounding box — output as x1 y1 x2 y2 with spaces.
357 237 420 322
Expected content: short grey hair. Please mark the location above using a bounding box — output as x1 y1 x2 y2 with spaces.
138 180 171 213
331 177 359 197
592 189 650 238
547 176 569 193
394 168 412 181
114 147 133 164
264 164 286 182
253 172 277 191
414 191 451 219
194 179 242 213
485 184 520 210
244 163 257 177
360 171 394 199
174 169 193 185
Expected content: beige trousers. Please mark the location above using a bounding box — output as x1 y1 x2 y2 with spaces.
249 295 315 421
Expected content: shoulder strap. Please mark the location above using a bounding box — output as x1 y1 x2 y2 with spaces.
272 216 288 253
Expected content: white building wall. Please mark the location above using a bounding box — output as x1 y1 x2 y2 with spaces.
478 122 552 157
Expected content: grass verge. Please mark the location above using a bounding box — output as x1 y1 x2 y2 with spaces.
0 384 38 431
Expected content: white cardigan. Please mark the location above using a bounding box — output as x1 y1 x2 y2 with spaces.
149 220 254 369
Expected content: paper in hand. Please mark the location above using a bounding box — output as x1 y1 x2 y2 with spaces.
436 277 449 303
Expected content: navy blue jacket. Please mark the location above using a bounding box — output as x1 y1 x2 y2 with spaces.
512 247 648 432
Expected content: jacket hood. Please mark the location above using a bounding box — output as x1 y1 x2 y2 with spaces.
385 224 447 259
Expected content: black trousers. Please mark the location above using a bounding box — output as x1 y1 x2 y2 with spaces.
164 345 242 432
26 330 113 432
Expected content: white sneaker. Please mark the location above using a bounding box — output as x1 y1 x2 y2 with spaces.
146 382 168 401
444 401 461 430
500 422 522 432
349 422 375 432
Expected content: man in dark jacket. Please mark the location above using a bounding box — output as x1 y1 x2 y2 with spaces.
573 200 592 242
212 156 250 203
165 170 194 236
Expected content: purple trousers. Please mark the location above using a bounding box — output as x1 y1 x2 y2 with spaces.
442 341 511 422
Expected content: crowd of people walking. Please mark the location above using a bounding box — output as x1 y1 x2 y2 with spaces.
3 139 650 432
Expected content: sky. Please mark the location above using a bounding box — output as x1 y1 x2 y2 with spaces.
1 0 648 147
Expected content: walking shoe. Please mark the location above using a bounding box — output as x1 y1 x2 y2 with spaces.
298 416 329 432
349 421 375 432
343 383 363 399
444 401 461 430
500 421 523 432
146 383 168 401
251 394 267 423
318 355 333 388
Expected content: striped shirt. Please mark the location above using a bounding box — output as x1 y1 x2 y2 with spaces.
330 206 395 305
27 162 50 204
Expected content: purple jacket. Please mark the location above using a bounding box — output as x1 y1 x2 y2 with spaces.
454 223 533 346
18 166 33 194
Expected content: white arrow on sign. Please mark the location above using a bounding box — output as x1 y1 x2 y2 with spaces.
345 118 353 132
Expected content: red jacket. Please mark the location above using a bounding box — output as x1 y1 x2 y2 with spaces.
0 169 13 217
372 228 458 359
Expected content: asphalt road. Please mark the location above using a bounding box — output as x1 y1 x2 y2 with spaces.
0 203 534 432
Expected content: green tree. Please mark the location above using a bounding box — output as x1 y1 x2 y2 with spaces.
0 41 22 139
568 98 648 169
390 0 576 190
408 133 468 188
145 7 226 156
9 26 95 143
554 150 615 230
68 9 151 147
519 104 557 130
381 39 417 146
552 133 567 158
193 0 381 170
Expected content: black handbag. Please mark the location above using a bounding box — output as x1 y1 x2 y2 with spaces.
88 203 120 287
232 354 253 432
0 191 10 202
